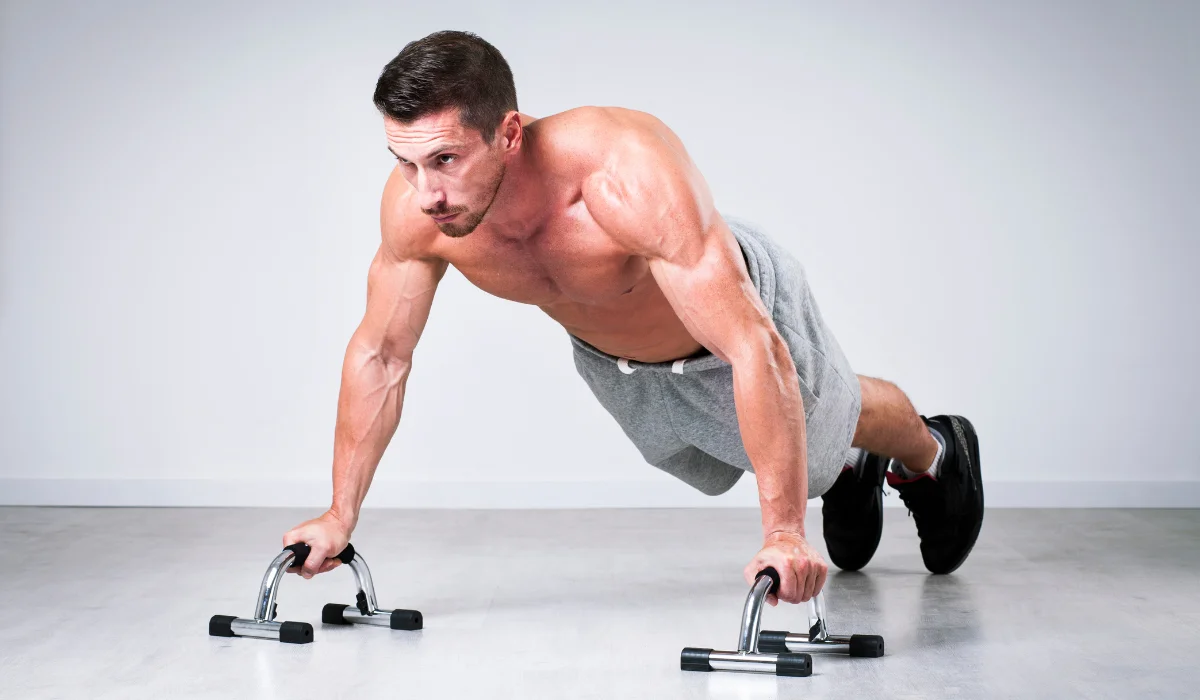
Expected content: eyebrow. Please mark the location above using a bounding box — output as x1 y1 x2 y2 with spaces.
387 145 460 161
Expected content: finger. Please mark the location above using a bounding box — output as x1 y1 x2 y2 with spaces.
814 564 828 598
318 559 341 574
806 564 820 602
807 562 823 602
785 561 805 604
779 567 794 603
303 552 327 579
303 544 329 579
767 593 777 606
768 559 796 602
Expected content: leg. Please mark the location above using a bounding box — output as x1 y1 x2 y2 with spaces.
851 375 939 473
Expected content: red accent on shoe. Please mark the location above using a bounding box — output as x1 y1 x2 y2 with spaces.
885 470 936 486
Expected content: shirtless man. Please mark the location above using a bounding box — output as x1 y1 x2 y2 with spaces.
282 30 985 606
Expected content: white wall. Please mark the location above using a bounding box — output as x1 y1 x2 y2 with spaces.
2 0 1197 508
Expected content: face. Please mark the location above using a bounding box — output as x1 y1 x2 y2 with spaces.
384 108 512 238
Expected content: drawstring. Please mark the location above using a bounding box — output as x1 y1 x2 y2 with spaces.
617 357 688 374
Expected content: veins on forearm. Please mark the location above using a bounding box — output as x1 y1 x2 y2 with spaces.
732 343 809 537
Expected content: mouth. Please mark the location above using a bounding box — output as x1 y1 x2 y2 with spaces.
431 213 459 223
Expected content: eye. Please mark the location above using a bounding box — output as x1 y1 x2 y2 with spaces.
438 154 456 164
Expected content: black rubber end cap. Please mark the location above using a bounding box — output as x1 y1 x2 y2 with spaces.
390 609 423 630
757 630 789 654
775 652 813 677
322 603 349 625
208 615 236 637
849 634 885 657
680 647 713 672
279 621 313 644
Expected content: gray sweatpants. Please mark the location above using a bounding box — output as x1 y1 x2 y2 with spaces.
568 214 862 498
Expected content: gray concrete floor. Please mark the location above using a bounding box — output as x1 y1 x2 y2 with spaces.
1 507 1197 699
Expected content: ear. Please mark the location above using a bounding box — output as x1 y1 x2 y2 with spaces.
499 111 523 151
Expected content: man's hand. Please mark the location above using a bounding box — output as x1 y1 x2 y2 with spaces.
282 510 353 579
743 531 829 606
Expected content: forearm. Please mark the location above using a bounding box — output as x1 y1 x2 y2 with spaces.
730 336 809 538
328 344 412 531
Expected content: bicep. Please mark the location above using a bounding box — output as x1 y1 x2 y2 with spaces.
352 244 448 362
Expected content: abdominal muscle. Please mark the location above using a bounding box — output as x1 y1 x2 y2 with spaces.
538 277 708 363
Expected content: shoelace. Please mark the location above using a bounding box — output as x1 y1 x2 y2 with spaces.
883 485 911 517
879 477 910 517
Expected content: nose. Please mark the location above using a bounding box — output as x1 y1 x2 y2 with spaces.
415 172 446 212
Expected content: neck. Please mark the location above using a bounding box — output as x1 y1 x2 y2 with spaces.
481 132 547 239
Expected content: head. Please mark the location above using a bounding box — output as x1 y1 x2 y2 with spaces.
373 30 520 238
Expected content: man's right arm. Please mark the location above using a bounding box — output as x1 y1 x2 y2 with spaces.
284 208 447 578
330 241 448 529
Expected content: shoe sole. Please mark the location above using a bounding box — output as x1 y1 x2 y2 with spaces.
932 415 984 574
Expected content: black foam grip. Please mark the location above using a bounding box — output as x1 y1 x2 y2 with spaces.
775 652 813 677
757 567 781 595
285 542 356 570
680 647 713 672
279 621 313 644
284 543 311 569
849 634 885 657
390 609 423 630
757 630 789 653
208 614 236 637
322 603 350 625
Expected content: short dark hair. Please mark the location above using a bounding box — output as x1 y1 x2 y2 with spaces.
373 30 518 145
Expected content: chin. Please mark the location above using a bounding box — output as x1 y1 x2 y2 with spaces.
440 226 473 239
439 213 483 238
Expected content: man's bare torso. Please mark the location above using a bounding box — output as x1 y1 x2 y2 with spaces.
383 107 718 364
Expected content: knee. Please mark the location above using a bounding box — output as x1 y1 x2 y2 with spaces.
856 375 888 414
858 375 906 406
852 375 898 444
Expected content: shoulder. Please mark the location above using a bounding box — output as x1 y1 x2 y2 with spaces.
535 105 684 169
561 108 714 258
378 166 442 262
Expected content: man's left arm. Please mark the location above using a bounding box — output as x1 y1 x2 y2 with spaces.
582 127 828 605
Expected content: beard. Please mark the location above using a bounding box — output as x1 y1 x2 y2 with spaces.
436 161 507 239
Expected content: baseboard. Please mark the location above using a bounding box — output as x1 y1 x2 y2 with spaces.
2 477 1198 508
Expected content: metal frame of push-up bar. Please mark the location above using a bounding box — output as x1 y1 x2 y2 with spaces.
208 542 422 644
681 567 885 676
753 585 888 657
756 588 884 658
681 567 814 676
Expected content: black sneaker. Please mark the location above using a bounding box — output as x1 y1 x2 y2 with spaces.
886 414 984 574
821 450 889 571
